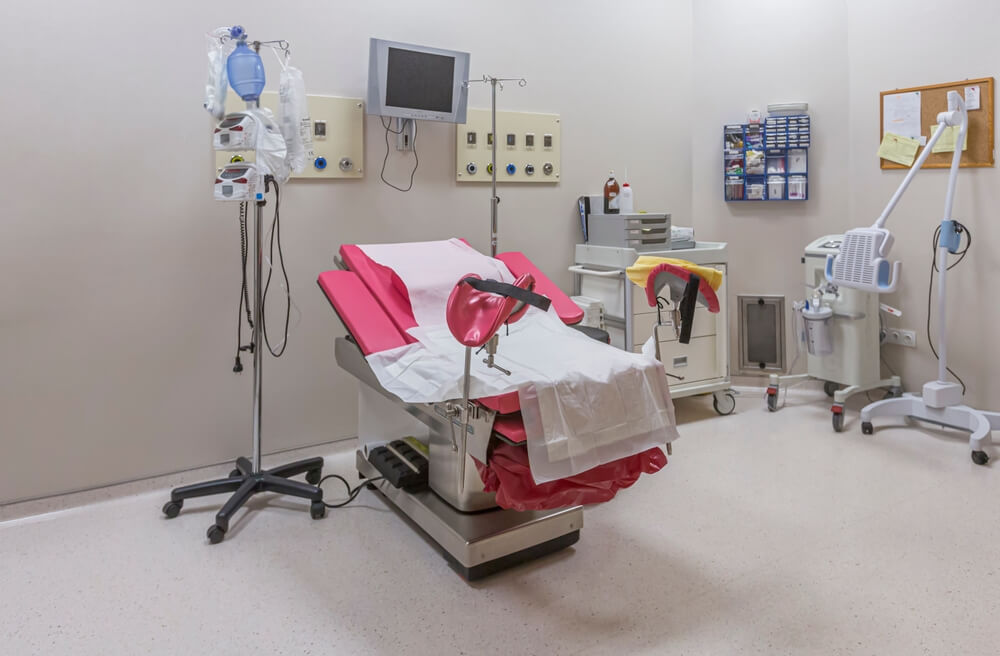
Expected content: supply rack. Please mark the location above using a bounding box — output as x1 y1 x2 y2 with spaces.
724 114 810 201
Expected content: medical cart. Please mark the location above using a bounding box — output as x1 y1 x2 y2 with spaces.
570 242 735 415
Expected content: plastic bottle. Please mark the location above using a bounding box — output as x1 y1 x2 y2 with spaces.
603 171 620 214
619 182 634 213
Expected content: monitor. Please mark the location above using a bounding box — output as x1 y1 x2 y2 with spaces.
367 38 470 123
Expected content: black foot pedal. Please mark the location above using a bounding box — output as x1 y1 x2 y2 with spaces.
367 439 429 492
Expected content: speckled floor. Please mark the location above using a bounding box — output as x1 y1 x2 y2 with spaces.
2 385 1000 655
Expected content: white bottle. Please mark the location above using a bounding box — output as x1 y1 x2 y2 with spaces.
619 183 634 213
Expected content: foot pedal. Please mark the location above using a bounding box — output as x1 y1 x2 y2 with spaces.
367 439 429 492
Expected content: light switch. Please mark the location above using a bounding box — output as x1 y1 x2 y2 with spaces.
506 133 516 147
525 133 535 147
543 134 553 148
466 131 476 145
487 133 493 146
314 120 327 139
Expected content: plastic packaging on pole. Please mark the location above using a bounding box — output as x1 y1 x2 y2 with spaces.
204 27 233 119
249 108 290 183
277 58 314 173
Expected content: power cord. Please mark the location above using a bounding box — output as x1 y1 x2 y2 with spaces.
380 116 419 192
318 474 385 508
262 178 291 357
234 201 253 373
926 221 971 394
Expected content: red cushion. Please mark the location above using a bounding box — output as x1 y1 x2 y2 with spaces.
496 251 584 325
478 392 521 415
646 262 721 313
446 273 535 348
317 271 408 355
492 413 526 444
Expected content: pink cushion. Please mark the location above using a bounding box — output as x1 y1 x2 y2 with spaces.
317 271 408 355
646 262 721 313
339 244 418 343
479 392 521 415
496 251 583 325
446 273 536 348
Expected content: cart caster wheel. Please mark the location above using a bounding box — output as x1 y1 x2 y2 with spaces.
713 392 737 416
824 381 839 398
207 525 226 544
305 469 322 485
832 411 845 433
972 451 989 466
885 386 903 399
162 500 182 519
310 501 327 520
229 469 241 478
766 391 778 412
861 422 874 435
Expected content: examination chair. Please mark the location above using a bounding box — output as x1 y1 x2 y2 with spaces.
317 243 666 579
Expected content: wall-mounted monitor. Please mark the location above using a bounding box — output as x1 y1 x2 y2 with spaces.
367 38 470 123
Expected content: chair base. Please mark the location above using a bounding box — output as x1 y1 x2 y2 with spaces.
162 456 326 543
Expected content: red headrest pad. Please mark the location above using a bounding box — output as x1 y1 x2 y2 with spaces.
446 273 536 347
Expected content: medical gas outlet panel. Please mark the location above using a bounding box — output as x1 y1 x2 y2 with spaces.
215 93 365 179
455 110 561 183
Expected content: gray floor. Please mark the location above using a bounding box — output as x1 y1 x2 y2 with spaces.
2 385 999 655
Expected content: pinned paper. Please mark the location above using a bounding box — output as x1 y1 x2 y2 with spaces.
929 124 968 153
965 85 981 111
878 132 920 166
883 91 922 140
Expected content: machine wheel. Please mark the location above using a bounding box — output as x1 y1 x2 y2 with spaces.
885 386 903 399
713 392 737 416
972 451 989 466
824 381 839 398
310 501 327 520
305 469 322 485
832 411 845 433
861 422 874 435
162 500 182 519
229 469 241 478
207 525 226 544
766 391 778 412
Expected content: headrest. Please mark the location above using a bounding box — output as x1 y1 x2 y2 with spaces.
647 262 721 313
446 273 550 348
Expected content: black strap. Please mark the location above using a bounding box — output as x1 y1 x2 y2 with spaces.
461 277 552 312
678 273 701 344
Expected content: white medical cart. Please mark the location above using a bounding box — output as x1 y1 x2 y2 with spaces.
570 242 734 415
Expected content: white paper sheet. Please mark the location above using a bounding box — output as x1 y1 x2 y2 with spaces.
883 91 922 141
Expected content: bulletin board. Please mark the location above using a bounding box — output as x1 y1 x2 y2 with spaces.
879 77 994 169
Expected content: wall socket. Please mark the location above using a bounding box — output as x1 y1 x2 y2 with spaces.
885 328 917 348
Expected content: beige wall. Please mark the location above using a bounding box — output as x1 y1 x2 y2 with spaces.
845 0 1000 410
0 0 694 503
690 0 851 374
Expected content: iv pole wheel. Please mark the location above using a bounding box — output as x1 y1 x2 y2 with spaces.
713 391 736 416
861 421 874 435
162 500 182 519
305 469 322 485
971 451 989 466
207 524 226 544
823 381 839 398
310 501 327 519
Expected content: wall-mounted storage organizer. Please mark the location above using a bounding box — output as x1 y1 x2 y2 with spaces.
723 115 810 201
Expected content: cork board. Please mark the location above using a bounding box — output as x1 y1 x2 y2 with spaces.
879 77 994 169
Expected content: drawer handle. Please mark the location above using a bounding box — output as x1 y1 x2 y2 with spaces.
673 355 688 368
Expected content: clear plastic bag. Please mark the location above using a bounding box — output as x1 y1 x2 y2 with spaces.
204 27 233 119
276 53 314 173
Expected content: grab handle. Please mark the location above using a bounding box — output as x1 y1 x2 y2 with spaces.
567 265 623 278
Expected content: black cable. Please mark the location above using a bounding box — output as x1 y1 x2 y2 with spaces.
234 202 253 372
379 116 419 192
925 222 971 394
319 474 385 508
262 179 291 357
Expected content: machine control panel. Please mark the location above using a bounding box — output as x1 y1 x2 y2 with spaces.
456 109 561 183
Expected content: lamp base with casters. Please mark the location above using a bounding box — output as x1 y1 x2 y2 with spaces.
162 455 326 543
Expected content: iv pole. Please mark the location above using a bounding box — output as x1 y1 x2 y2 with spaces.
464 75 526 256
163 31 327 544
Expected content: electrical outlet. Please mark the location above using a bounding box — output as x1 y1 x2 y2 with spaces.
885 328 917 348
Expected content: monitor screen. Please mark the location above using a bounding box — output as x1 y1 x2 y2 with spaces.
384 47 455 113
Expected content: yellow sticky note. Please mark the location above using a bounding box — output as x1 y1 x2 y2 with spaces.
878 132 920 166
929 124 968 153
